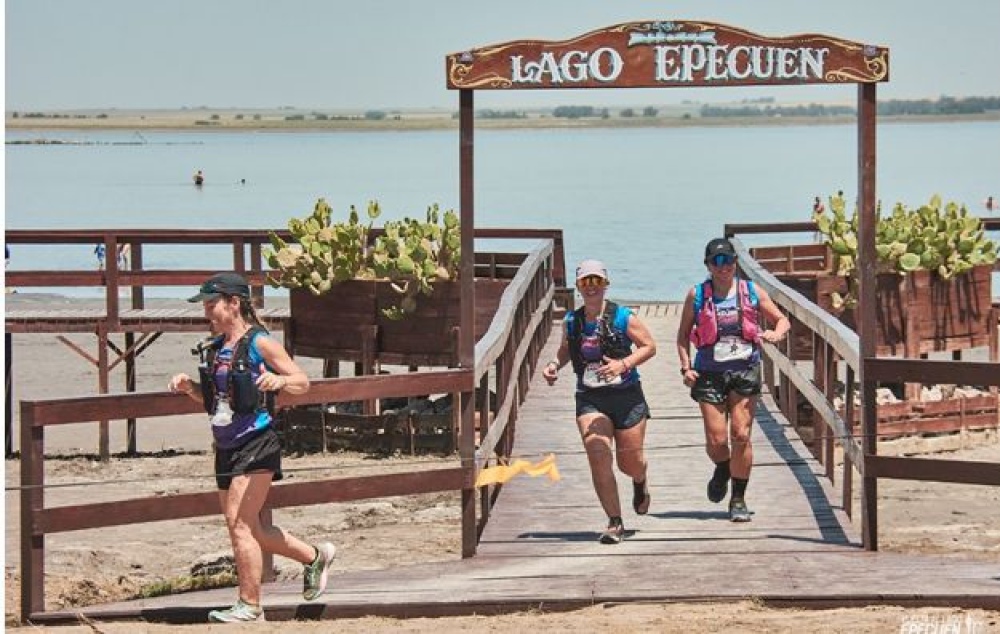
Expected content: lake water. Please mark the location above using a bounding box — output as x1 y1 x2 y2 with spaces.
6 121 999 300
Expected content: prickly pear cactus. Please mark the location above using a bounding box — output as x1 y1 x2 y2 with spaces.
813 193 997 309
371 204 461 320
264 198 460 318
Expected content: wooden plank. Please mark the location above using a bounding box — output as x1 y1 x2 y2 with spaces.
866 455 1000 485
41 468 466 534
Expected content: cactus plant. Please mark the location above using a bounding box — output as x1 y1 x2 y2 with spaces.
813 193 997 310
264 198 461 319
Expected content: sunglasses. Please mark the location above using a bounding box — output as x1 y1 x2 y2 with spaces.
578 275 608 288
708 254 736 267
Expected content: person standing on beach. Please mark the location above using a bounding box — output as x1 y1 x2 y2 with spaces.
812 196 825 214
541 260 657 544
675 238 789 523
93 243 106 270
194 169 204 186
116 243 130 269
168 272 335 623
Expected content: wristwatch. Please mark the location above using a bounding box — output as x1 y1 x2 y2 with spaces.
680 367 690 375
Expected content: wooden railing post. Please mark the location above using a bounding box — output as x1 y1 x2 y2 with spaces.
20 402 45 618
812 331 826 464
841 369 858 521
125 331 137 454
823 342 836 482
5 333 13 458
97 322 110 461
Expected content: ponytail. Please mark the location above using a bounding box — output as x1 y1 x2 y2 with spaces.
238 297 264 329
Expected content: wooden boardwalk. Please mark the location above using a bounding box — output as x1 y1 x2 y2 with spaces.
35 305 1000 624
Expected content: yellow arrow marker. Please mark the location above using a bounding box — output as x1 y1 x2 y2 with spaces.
475 453 561 487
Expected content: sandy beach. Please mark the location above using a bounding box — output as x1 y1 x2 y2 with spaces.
4 294 1000 631
7 107 1000 134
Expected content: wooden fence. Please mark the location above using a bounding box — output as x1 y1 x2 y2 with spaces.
725 220 1000 552
9 231 558 619
5 228 569 458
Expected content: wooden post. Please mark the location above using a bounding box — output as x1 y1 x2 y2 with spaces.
5 332 12 458
250 240 264 309
904 309 921 402
97 323 111 461
857 82 879 551
812 331 825 461
991 308 999 427
361 326 377 416
130 242 145 307
476 372 491 534
125 332 137 454
823 341 836 482
104 233 120 331
843 364 855 518
458 88 478 558
20 402 45 618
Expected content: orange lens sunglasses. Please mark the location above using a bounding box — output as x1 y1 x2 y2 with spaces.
578 275 608 288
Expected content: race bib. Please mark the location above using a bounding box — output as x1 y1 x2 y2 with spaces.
582 361 622 388
713 336 753 363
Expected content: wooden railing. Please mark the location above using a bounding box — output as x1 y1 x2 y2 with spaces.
725 221 1000 551
12 232 557 619
473 241 555 533
4 227 570 316
5 228 570 458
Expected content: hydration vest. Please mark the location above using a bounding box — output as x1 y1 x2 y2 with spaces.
567 301 632 376
689 278 760 348
198 325 275 416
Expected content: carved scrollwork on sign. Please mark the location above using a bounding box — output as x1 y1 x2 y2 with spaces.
445 20 890 90
825 52 889 83
449 62 514 89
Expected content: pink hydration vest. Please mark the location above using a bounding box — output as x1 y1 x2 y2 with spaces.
689 278 761 348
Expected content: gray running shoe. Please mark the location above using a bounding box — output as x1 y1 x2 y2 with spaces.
208 599 265 623
599 518 625 544
729 498 752 522
302 542 337 601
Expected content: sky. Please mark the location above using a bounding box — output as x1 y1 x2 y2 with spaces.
4 0 1000 111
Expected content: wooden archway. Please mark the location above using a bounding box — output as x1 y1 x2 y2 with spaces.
446 20 889 551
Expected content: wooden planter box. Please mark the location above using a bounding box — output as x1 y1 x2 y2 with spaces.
753 245 994 358
287 278 510 366
821 265 993 356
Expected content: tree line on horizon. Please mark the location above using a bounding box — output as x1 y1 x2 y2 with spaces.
701 95 1000 118
8 96 999 122
472 95 1000 120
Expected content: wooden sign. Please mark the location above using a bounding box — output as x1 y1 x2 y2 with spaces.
447 20 889 90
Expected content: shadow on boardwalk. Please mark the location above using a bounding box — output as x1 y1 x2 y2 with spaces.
35 305 1000 624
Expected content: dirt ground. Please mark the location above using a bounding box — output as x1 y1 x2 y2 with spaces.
5 295 1000 631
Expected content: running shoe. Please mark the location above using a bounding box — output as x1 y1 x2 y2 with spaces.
632 479 651 515
707 474 728 504
729 498 752 522
599 517 625 544
302 542 337 601
208 599 265 623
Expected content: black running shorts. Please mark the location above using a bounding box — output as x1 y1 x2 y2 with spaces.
689 365 762 404
575 383 651 430
214 427 284 490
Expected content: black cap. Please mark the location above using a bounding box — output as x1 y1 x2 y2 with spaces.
704 238 736 261
188 272 250 302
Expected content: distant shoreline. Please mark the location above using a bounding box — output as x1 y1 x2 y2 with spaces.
7 111 1000 134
